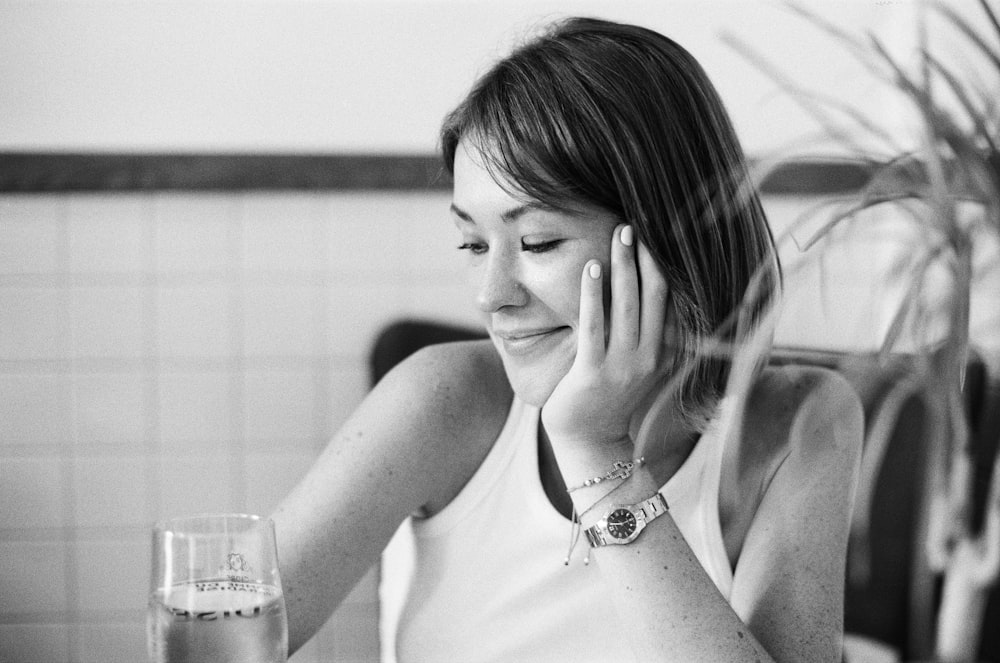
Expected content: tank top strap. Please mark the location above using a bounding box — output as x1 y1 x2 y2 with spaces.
411 396 530 538
658 396 736 598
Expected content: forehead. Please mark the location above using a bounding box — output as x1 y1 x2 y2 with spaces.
451 138 618 228
452 140 529 209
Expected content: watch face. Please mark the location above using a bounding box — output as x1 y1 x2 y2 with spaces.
606 508 637 540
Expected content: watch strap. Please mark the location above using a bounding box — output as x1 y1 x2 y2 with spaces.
636 491 669 521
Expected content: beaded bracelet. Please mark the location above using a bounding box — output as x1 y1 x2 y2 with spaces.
565 457 645 493
563 458 645 565
563 478 637 566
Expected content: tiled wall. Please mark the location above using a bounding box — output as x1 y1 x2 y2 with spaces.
0 190 476 663
6 188 984 663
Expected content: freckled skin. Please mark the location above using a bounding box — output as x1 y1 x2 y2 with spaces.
273 120 864 663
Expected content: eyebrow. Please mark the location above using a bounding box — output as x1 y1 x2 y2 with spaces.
449 200 562 224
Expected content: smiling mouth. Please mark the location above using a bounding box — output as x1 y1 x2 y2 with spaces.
494 327 570 356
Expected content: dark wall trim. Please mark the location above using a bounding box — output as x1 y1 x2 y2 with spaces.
0 152 871 195
0 153 450 193
760 159 872 196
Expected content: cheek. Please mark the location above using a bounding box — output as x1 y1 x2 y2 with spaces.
535 251 614 325
532 266 585 325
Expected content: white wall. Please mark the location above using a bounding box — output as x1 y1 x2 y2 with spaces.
3 2 998 661
0 188 892 663
1 0 918 155
0 189 473 662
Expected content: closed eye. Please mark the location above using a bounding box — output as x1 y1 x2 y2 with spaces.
457 242 487 255
458 239 563 255
521 239 563 254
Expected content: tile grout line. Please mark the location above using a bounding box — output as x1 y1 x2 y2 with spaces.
140 196 163 660
59 195 81 661
146 195 163 528
314 196 335 458
230 196 248 513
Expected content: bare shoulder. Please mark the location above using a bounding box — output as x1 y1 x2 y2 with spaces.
723 365 862 563
727 365 864 662
745 364 864 466
381 338 510 424
373 339 513 512
271 339 511 648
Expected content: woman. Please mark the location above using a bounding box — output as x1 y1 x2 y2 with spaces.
273 17 863 663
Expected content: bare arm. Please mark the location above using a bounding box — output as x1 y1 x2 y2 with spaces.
270 340 509 653
542 223 863 661
560 367 863 662
729 368 864 661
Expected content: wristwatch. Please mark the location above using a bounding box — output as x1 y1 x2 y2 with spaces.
584 492 669 547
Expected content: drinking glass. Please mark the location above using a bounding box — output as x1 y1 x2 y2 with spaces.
147 513 288 663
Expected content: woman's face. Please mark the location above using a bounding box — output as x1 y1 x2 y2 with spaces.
451 139 619 406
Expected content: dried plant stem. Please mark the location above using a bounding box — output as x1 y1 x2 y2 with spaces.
727 1 1000 658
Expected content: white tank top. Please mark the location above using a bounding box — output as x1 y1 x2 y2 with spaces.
385 396 737 663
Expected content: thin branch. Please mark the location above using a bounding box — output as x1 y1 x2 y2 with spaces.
798 189 933 251
720 32 898 154
935 2 1000 74
866 34 998 196
925 51 998 154
920 0 932 113
978 0 1000 46
777 195 861 253
880 245 947 356
780 2 910 90
757 84 904 156
866 35 962 238
780 2 879 64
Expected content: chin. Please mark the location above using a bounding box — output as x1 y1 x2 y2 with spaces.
486 326 576 408
507 376 556 408
497 354 572 409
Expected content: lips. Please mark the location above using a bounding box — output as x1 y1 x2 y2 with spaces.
492 326 571 357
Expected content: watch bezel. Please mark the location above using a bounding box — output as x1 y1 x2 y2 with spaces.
606 507 639 541
596 504 647 545
584 492 668 548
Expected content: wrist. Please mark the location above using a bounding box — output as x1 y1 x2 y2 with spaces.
547 432 634 481
574 466 661 528
560 464 667 566
564 455 646 512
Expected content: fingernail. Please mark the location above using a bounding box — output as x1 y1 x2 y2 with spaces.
621 225 634 247
588 262 602 279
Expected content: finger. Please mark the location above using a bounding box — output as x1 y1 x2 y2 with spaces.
636 241 669 360
576 259 606 367
609 224 640 353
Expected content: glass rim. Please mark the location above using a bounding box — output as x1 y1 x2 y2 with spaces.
152 512 271 533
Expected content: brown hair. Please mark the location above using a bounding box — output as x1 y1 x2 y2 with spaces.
441 17 779 426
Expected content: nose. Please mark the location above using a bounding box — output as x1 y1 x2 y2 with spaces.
476 248 528 313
